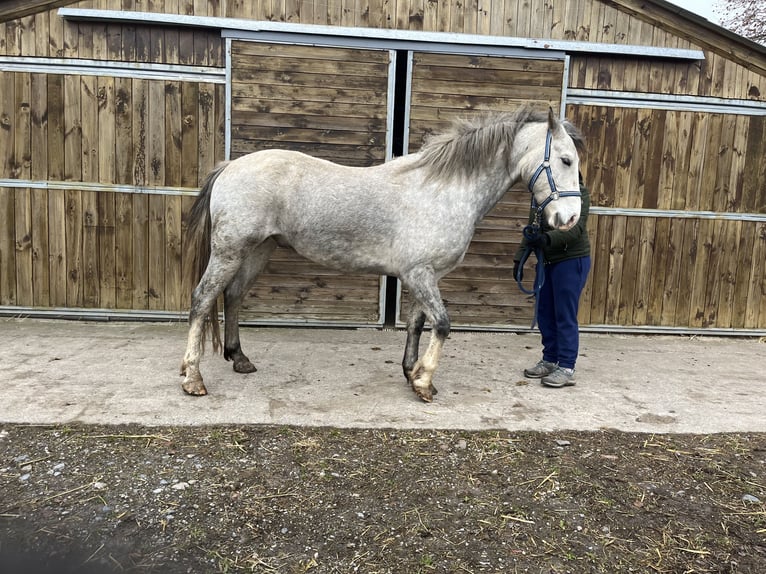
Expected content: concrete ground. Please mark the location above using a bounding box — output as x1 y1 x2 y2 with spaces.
1 317 763 433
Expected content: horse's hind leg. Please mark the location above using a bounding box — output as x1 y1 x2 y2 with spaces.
181 253 244 396
400 268 450 403
223 239 276 374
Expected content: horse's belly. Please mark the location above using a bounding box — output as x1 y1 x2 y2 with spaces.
285 236 393 276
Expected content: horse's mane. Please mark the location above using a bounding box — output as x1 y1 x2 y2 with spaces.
410 106 585 183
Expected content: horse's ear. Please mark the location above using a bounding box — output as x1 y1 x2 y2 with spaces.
547 106 559 130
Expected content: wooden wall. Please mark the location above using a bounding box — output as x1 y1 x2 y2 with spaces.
229 40 392 323
572 104 766 330
401 53 567 327
43 0 764 103
0 5 225 312
0 71 223 311
4 0 761 102
1 0 765 332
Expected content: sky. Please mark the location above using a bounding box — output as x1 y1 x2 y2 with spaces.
666 0 724 24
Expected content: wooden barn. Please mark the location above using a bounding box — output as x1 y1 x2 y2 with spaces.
0 0 765 335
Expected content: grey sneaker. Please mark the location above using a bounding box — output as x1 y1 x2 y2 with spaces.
541 367 576 388
524 360 557 378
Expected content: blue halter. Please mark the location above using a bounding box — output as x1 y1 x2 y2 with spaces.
527 128 581 223
515 128 581 328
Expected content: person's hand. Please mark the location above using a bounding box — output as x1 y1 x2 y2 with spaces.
513 260 522 282
526 233 550 250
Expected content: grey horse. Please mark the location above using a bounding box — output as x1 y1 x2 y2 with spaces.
181 107 585 402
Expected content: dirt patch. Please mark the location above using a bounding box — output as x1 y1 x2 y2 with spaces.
1 425 765 573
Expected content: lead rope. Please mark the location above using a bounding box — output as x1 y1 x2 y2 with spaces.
514 221 546 329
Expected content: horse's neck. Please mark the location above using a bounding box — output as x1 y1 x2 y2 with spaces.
394 153 515 223
467 168 518 223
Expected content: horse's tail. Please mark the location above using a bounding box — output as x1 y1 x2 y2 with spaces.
185 161 229 354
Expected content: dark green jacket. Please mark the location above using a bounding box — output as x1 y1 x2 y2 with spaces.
514 183 591 265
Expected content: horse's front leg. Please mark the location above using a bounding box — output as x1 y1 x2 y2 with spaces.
409 314 449 402
401 269 450 402
402 305 426 383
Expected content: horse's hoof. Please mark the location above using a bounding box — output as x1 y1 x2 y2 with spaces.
411 379 436 403
233 359 257 374
182 377 208 396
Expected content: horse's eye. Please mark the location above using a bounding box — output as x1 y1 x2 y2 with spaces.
562 157 572 167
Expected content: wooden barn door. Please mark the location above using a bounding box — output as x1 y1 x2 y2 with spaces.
228 40 393 325
401 52 567 328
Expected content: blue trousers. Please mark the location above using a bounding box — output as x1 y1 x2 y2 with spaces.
537 256 591 370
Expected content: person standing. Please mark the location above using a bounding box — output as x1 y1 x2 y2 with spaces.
513 174 591 388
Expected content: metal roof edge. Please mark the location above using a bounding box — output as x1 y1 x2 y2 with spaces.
58 7 704 60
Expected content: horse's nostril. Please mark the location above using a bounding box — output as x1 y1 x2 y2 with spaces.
558 213 578 229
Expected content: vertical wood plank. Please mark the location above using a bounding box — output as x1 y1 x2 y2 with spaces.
13 196 34 306
631 217 655 325
685 111 708 211
46 74 66 305
588 214 611 324
114 77 133 185
165 80 183 310
614 108 638 207
645 218 670 326
658 217 685 326
715 114 736 213
0 72 13 179
603 214 626 324
197 82 217 184
731 220 755 329
686 218 709 327
642 108 666 210
476 0 490 36
132 78 149 309
65 186 83 307
462 0 477 34
63 74 82 307
714 219 740 328
0 189 15 305
745 224 766 328
672 218 695 328
147 80 166 310
30 72 50 307
180 82 200 186
115 191 133 308
63 75 81 182
489 0 505 35
81 74 99 307
34 11 49 58
284 0 301 22
657 109 678 210
627 107 651 208
740 116 763 213
97 77 116 308
578 213 597 325
299 0 316 25
31 187 50 307
515 0 530 37
11 77 31 306
30 73 48 180
616 216 642 325
14 72 31 180
701 218 724 327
